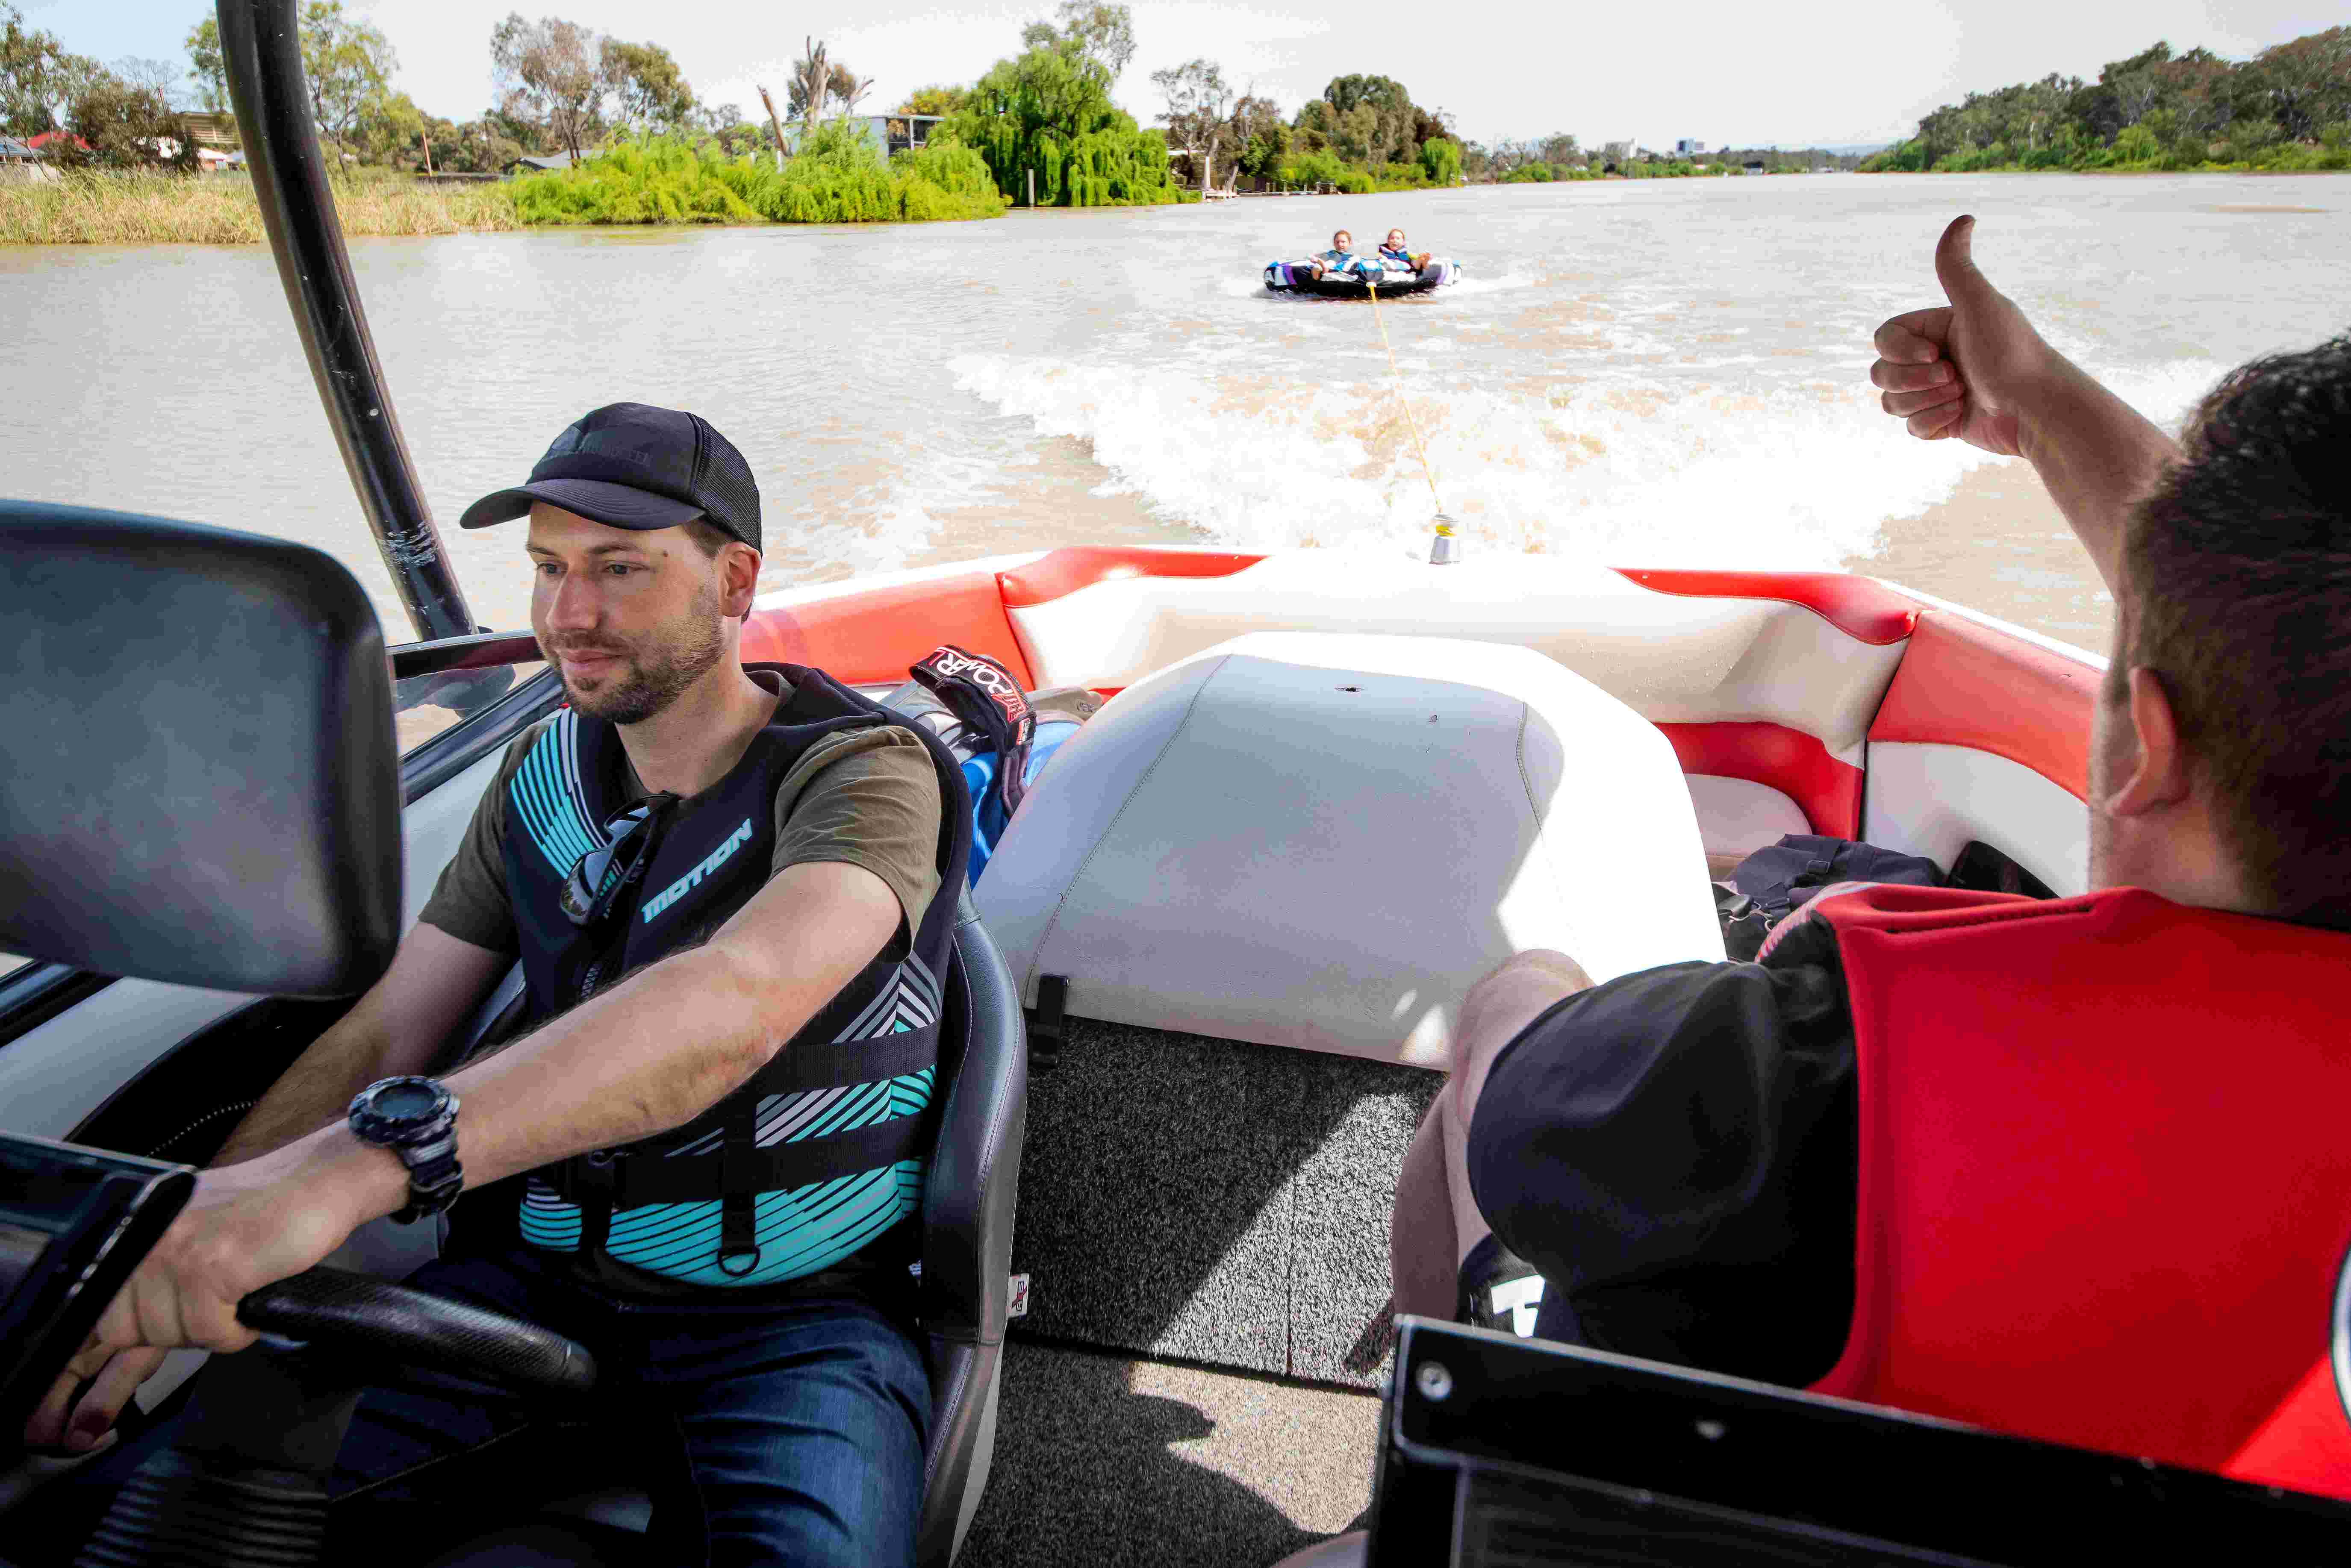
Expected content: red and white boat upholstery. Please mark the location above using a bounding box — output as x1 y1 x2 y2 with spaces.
746 544 2097 896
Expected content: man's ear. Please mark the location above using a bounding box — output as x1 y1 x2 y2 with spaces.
2106 666 2194 818
719 542 762 619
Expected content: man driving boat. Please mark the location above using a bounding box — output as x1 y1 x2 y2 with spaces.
1392 215 2351 1385
24 404 950 1566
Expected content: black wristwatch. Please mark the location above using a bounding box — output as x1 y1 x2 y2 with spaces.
348 1076 464 1224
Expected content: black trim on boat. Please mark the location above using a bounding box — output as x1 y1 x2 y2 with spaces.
218 0 474 643
400 665 566 805
392 631 546 680
67 994 351 1156
0 965 117 1051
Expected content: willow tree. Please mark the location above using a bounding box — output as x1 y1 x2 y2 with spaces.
947 40 1179 206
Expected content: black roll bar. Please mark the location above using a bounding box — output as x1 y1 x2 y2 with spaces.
218 0 476 641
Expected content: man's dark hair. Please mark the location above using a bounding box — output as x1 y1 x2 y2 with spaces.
680 518 737 561
679 518 754 622
2122 332 2351 930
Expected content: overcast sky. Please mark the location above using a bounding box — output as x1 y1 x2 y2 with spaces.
26 1 2343 148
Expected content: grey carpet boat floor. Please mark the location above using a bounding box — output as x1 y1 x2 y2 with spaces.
958 1341 1378 1568
1010 1018 1441 1388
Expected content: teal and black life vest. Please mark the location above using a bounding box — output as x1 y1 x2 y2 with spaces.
496 663 970 1287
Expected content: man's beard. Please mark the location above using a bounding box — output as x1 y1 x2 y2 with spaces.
549 585 727 725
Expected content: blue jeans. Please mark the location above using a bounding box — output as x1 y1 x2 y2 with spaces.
333 1250 931 1568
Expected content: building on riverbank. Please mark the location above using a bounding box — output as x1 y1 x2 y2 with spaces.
507 151 589 175
781 115 943 157
0 136 58 186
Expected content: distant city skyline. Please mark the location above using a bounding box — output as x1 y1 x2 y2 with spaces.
21 0 2336 150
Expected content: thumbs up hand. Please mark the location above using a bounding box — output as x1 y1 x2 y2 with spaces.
1869 215 2054 456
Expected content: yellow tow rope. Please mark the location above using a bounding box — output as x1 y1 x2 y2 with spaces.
1366 277 1446 517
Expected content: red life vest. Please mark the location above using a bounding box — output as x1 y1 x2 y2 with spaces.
1806 884 2351 1499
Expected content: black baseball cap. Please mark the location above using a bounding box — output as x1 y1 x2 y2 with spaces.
459 403 761 553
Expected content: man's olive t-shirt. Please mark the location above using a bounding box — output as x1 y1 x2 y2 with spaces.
421 671 943 962
418 672 944 1303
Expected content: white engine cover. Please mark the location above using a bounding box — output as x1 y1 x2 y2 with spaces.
976 632 1724 1068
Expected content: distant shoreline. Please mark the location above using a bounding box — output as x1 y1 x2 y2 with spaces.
9 163 2344 249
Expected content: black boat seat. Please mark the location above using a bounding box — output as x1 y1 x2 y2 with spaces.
0 502 400 995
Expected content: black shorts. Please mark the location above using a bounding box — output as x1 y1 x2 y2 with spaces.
1463 947 1859 1386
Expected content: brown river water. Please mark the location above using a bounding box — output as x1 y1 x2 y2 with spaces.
4 174 2345 656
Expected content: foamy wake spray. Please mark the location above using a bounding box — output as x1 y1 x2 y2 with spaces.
1366 277 1458 564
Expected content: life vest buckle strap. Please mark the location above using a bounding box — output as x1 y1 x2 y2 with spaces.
549 1147 624 1205
744 1021 939 1097
592 1115 931 1210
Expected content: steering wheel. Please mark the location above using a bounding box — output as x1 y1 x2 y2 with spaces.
237 1266 597 1396
62 1271 596 1568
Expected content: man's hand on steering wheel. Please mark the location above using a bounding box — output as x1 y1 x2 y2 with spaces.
21 1134 398 1453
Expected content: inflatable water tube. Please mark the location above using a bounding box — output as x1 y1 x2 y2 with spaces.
1262 258 1463 298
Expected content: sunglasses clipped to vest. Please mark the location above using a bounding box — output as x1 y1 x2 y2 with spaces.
558 792 684 930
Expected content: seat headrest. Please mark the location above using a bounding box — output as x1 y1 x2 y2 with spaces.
0 502 402 996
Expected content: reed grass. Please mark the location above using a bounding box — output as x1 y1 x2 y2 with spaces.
2 131 1010 246
0 168 519 245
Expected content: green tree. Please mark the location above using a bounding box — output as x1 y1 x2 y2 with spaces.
1418 135 1460 183
697 106 764 159
66 75 192 168
451 117 525 173
947 41 1180 206
1228 91 1285 181
899 84 968 117
1150 57 1230 192
301 0 396 165
2243 26 2351 141
491 13 601 159
1321 73 1414 163
1020 2 1136 79
601 38 696 136
1332 102 1378 164
2 3 106 138
183 18 229 114
353 87 421 165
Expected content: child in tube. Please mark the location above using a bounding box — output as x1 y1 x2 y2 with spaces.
1379 229 1430 271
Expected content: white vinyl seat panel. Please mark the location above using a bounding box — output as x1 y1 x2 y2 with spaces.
1004 553 1909 765
976 632 1725 1068
1686 774 1812 867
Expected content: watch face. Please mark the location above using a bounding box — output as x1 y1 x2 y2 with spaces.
373 1081 442 1123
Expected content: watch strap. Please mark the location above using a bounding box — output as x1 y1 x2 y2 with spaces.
391 1123 465 1224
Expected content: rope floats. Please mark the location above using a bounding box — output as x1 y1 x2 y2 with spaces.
1365 278 1460 564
